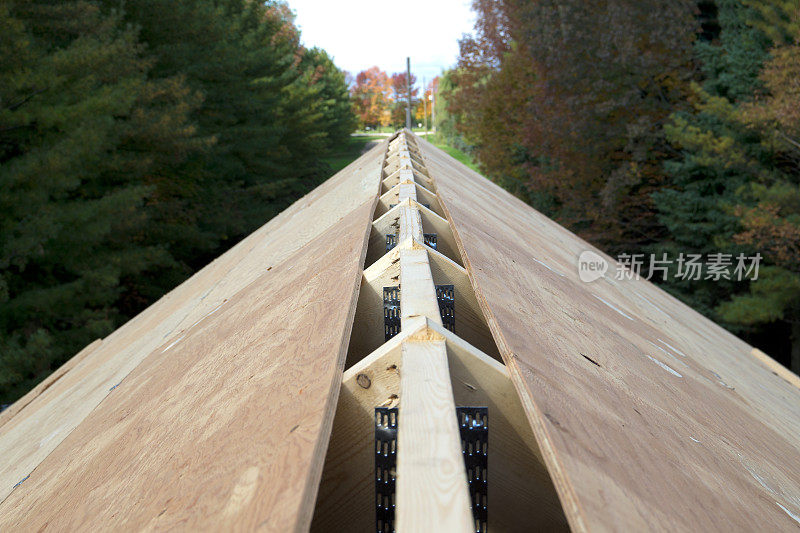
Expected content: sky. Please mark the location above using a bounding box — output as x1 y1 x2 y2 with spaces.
287 0 476 87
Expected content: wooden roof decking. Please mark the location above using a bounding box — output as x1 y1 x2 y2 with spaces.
417 137 800 531
0 130 798 532
0 143 385 529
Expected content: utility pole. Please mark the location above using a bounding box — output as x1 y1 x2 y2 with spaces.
431 87 436 134
422 76 427 133
405 57 411 130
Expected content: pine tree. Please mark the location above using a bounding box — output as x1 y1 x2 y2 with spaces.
655 0 800 370
0 0 201 402
654 84 761 317
299 47 357 151
714 1 800 371
111 0 338 255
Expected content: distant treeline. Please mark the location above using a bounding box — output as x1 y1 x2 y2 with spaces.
0 0 356 403
439 0 800 371
349 67 436 129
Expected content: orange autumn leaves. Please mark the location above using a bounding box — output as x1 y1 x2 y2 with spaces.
351 67 435 129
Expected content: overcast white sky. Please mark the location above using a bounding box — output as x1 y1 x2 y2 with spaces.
287 0 476 87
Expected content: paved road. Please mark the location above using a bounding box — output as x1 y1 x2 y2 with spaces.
351 131 434 137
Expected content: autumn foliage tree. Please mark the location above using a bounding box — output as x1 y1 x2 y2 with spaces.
450 0 698 247
446 0 800 370
350 67 424 129
389 72 418 128
351 66 392 128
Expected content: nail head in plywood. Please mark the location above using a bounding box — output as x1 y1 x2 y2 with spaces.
751 348 800 389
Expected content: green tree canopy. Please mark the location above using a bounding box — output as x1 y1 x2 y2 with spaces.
0 0 356 404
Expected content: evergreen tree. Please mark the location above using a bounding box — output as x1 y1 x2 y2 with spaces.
0 0 201 402
715 1 800 371
0 0 358 404
654 84 763 317
300 47 358 150
110 0 338 257
653 0 773 314
655 0 800 370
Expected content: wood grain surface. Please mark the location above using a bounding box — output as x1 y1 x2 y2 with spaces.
0 200 375 531
312 326 407 532
399 246 442 329
435 320 570 531
396 335 473 532
416 134 800 532
427 250 500 361
0 140 384 528
0 338 101 431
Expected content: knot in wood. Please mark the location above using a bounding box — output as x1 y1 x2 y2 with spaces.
356 373 371 389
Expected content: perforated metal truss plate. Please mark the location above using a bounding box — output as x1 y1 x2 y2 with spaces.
457 407 488 532
383 286 401 341
423 233 437 250
386 234 397 252
435 284 455 332
375 407 397 533
374 407 488 533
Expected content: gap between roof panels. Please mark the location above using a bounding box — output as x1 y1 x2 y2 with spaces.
351 130 500 367
375 181 444 220
311 328 569 532
365 203 463 268
311 131 571 531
